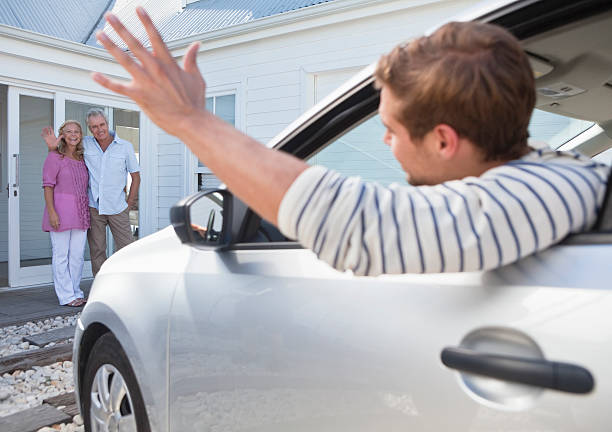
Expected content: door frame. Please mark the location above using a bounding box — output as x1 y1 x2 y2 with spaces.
7 86 59 287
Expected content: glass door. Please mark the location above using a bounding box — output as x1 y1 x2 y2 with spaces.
7 87 55 286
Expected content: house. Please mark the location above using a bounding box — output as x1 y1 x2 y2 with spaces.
0 0 478 288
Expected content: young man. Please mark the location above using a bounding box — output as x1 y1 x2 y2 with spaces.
44 108 140 276
92 9 609 275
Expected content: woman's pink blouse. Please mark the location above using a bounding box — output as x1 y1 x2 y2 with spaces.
42 151 90 232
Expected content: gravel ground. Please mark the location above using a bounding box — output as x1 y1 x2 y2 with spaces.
0 360 75 416
0 314 79 358
37 414 84 432
0 314 84 431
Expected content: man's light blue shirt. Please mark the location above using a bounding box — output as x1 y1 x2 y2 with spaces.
83 132 140 215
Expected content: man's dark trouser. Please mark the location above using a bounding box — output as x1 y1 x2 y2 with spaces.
88 207 134 276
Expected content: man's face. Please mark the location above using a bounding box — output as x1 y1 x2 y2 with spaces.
88 114 109 142
379 86 438 186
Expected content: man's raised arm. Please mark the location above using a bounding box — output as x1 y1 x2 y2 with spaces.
92 7 308 225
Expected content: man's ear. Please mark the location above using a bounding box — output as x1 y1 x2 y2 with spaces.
432 124 460 160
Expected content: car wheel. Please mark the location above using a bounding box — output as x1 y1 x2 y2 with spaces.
82 333 151 432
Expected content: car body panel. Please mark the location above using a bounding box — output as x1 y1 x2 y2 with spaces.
164 231 611 430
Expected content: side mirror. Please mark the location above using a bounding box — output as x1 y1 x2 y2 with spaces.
170 189 233 250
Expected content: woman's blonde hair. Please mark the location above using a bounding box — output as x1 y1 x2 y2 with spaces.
57 120 84 160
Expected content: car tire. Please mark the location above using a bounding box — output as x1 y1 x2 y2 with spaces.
82 333 151 432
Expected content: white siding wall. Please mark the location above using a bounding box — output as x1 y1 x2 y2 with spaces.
157 133 184 228
154 0 477 230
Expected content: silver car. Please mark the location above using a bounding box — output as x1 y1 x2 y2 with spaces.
74 1 612 431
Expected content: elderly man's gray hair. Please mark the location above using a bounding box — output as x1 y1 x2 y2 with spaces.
86 108 108 124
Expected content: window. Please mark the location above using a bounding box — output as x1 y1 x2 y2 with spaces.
528 109 594 149
194 94 235 191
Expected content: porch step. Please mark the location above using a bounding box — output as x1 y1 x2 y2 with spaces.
0 403 72 432
23 325 76 347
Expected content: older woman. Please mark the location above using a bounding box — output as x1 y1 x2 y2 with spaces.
41 121 90 307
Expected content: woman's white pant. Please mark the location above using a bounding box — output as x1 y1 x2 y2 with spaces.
50 229 87 305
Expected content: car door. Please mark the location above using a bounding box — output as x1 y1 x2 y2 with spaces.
167 224 611 432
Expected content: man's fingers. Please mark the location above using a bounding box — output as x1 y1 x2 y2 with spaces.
104 13 157 71
136 7 175 65
91 72 133 97
96 31 147 81
183 42 201 75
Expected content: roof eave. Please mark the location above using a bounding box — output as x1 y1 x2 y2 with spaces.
0 23 113 60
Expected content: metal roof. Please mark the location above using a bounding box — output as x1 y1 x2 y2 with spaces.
97 0 337 48
0 0 337 47
0 0 113 44
161 0 336 41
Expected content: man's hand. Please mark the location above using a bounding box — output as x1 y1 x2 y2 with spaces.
92 7 206 140
42 127 61 151
49 211 60 230
190 223 208 239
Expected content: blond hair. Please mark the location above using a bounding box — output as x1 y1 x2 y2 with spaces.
57 120 84 160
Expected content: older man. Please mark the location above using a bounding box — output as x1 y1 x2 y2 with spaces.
45 108 140 276
91 9 608 275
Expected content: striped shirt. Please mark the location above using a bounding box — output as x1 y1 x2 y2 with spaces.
278 143 610 276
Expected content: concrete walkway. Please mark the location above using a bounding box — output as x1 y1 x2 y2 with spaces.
0 280 93 327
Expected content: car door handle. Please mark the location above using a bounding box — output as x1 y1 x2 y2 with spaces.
441 346 594 394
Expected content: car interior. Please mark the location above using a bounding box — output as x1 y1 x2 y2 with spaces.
219 2 612 247
518 5 612 237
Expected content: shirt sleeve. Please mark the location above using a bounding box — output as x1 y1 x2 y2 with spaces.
42 152 60 188
277 163 599 277
278 166 492 276
125 142 140 173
